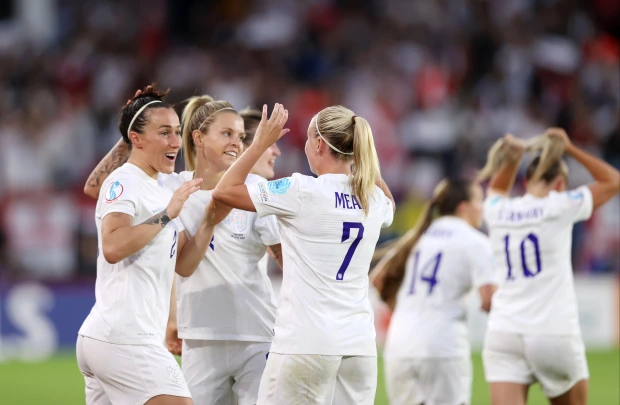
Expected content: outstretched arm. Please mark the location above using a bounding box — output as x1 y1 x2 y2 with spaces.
84 139 130 199
213 104 289 210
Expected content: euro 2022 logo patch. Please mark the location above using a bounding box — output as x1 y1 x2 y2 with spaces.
268 178 291 195
567 190 584 205
105 181 124 203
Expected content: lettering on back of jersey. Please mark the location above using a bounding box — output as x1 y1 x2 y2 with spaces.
335 192 362 210
105 181 124 203
497 207 544 222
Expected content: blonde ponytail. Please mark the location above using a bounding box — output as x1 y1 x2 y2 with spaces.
478 133 566 182
180 95 236 171
314 106 380 215
351 116 380 215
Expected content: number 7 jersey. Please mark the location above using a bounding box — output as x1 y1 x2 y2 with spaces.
247 173 393 356
483 186 593 335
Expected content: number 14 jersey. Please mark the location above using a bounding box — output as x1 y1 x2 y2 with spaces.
483 186 593 336
248 173 393 356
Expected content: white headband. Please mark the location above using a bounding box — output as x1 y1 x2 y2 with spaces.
198 107 235 130
127 100 162 137
315 113 354 155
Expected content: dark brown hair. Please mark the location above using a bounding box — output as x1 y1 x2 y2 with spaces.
118 84 171 144
239 107 262 147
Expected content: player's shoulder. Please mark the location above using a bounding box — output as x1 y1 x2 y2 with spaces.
463 225 491 247
159 170 191 191
245 173 267 185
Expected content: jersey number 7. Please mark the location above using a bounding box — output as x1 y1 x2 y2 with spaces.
336 222 365 280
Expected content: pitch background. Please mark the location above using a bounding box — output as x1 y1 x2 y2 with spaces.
0 351 618 404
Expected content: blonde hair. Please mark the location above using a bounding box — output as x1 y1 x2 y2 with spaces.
477 134 567 183
372 179 474 304
181 95 237 171
315 106 380 215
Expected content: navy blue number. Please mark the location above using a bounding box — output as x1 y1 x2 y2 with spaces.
209 235 215 251
336 222 364 280
504 233 542 280
170 230 177 258
408 251 443 295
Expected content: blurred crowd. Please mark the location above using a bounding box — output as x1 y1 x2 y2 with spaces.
0 0 618 280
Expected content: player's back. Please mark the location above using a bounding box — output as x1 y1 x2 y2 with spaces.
484 186 593 335
385 217 494 359
252 173 393 356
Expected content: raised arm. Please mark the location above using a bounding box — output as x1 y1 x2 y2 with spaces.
102 179 202 264
554 129 620 209
213 104 289 210
84 138 130 199
486 134 527 197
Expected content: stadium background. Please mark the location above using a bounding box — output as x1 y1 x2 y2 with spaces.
0 0 618 403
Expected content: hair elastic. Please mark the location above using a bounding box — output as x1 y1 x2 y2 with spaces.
127 100 162 137
315 113 354 155
198 107 235 130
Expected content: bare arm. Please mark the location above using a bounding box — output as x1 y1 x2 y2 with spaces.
478 284 496 313
213 104 289 210
488 134 527 196
166 277 182 356
175 200 232 277
268 244 284 269
565 142 620 209
84 139 131 199
102 178 203 264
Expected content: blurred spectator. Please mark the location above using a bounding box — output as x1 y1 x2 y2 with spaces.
0 0 618 280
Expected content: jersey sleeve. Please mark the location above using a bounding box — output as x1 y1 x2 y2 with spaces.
247 175 303 218
467 235 497 287
483 194 506 227
99 175 142 219
380 192 394 228
548 186 593 224
254 214 281 246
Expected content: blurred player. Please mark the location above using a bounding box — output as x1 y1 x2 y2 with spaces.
84 95 283 405
371 178 496 405
213 104 396 405
77 85 229 405
479 129 620 405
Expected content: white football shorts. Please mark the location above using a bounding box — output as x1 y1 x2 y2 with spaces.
76 335 191 405
483 331 589 398
182 339 270 405
257 353 377 405
384 356 472 405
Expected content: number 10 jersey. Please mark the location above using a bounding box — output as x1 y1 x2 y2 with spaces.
483 186 593 336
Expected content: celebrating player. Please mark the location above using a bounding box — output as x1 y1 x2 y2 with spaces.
371 178 497 405
84 95 283 405
77 86 229 405
213 104 396 405
480 129 620 405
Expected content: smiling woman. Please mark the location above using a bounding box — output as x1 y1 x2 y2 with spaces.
76 85 231 405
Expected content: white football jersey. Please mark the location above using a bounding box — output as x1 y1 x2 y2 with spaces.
484 186 593 335
384 217 496 359
163 172 280 342
79 163 183 345
247 173 394 356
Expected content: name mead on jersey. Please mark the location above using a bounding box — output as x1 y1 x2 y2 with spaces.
335 192 362 210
